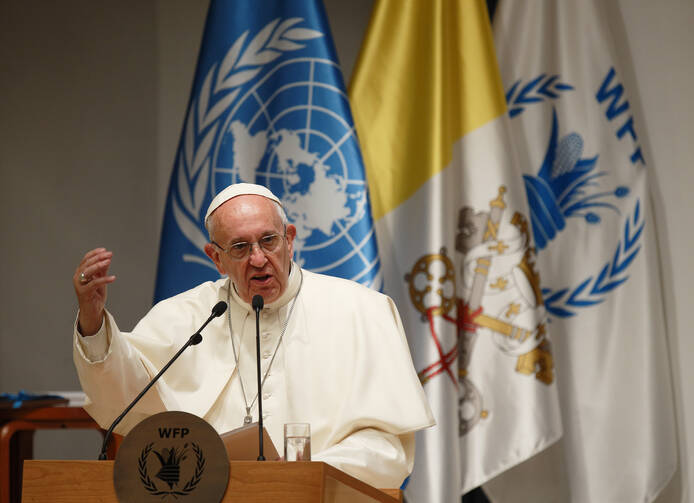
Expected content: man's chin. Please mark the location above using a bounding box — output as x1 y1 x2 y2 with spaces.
248 285 280 304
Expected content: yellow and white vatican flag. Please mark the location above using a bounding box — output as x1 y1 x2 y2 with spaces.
350 0 562 500
486 0 678 502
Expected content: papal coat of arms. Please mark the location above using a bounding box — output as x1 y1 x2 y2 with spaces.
405 186 553 436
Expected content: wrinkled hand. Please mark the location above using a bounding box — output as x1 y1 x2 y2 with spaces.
73 248 116 336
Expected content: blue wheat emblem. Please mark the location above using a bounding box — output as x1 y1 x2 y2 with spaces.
523 108 629 250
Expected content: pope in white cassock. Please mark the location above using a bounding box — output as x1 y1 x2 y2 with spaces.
71 183 434 488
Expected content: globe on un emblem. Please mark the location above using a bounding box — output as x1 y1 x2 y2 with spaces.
211 57 381 288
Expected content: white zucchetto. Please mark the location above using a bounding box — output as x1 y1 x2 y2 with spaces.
204 183 281 227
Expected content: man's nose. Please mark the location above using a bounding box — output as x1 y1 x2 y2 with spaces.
248 243 268 266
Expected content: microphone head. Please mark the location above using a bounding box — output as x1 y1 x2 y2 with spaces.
252 295 264 311
212 301 228 317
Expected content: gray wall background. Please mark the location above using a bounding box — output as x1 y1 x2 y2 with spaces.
1 1 692 501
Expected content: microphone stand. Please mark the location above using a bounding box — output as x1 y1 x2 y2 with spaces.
253 294 265 461
97 301 227 460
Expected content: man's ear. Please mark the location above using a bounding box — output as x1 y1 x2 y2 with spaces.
204 243 226 275
285 224 297 257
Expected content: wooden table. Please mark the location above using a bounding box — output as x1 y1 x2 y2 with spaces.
0 406 114 503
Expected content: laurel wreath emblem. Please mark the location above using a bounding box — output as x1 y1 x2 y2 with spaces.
541 200 643 318
138 444 158 494
505 74 574 118
171 18 323 268
138 442 205 497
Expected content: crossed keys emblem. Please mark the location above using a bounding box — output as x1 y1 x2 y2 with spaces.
405 186 554 436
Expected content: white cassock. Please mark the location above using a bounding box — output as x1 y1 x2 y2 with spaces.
73 263 435 488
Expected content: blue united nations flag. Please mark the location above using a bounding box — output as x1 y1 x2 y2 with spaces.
154 0 381 302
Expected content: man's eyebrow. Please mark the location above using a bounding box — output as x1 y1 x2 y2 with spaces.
230 231 279 243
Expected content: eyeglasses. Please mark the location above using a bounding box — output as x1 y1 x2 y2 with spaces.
212 233 285 260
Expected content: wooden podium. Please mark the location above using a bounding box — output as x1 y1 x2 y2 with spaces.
21 460 402 502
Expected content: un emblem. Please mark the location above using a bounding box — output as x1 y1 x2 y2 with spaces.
212 57 380 287
172 18 380 289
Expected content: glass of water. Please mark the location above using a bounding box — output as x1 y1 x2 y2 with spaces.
284 423 311 461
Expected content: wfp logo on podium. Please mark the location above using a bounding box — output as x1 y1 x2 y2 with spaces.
114 411 229 501
155 4 381 301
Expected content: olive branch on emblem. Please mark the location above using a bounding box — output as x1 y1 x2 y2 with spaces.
138 442 206 497
181 443 205 492
172 18 323 267
138 443 159 493
541 200 644 318
505 74 574 118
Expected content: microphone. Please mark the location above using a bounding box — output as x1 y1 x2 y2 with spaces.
212 300 228 317
252 294 265 460
252 295 264 312
190 301 227 345
97 301 228 460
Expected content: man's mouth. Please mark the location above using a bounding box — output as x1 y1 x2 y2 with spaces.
251 274 272 284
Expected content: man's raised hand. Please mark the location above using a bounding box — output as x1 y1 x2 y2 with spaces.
73 248 116 336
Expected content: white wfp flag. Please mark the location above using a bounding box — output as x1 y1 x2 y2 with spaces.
350 0 562 500
487 1 678 502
